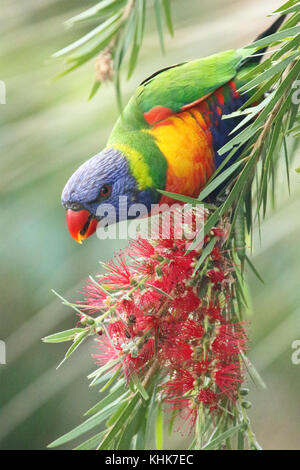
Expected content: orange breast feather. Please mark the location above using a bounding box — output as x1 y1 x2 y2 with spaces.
148 102 216 201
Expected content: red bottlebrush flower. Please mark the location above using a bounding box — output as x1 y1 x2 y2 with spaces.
159 319 203 362
81 278 109 312
138 288 163 313
211 227 226 238
101 255 133 289
161 339 193 366
207 269 225 284
117 298 137 317
108 320 129 341
203 234 211 245
166 383 219 433
203 303 223 322
78 216 249 435
175 400 199 433
130 338 155 371
214 363 243 401
182 320 204 340
212 323 248 359
148 275 175 296
197 388 218 407
123 338 156 378
128 237 155 259
135 311 160 333
191 360 211 375
133 259 157 276
171 288 201 316
95 325 155 378
163 368 195 400
93 335 121 367
211 246 222 262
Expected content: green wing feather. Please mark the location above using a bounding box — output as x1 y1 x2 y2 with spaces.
136 48 253 116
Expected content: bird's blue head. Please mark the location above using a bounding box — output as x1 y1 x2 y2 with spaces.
61 147 156 243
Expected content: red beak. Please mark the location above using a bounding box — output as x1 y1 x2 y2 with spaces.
66 209 98 244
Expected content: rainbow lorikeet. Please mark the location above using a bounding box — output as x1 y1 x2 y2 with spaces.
62 17 285 243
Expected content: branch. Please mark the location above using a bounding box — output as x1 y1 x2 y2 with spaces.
53 0 174 102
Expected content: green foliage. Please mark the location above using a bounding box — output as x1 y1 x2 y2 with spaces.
53 0 174 104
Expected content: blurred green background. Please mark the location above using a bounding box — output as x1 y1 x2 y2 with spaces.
1 0 299 450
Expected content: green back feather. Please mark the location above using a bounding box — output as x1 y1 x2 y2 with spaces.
136 48 253 114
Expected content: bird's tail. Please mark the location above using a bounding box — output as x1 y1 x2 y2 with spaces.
241 14 287 66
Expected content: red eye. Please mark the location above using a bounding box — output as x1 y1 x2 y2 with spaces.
99 184 111 198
